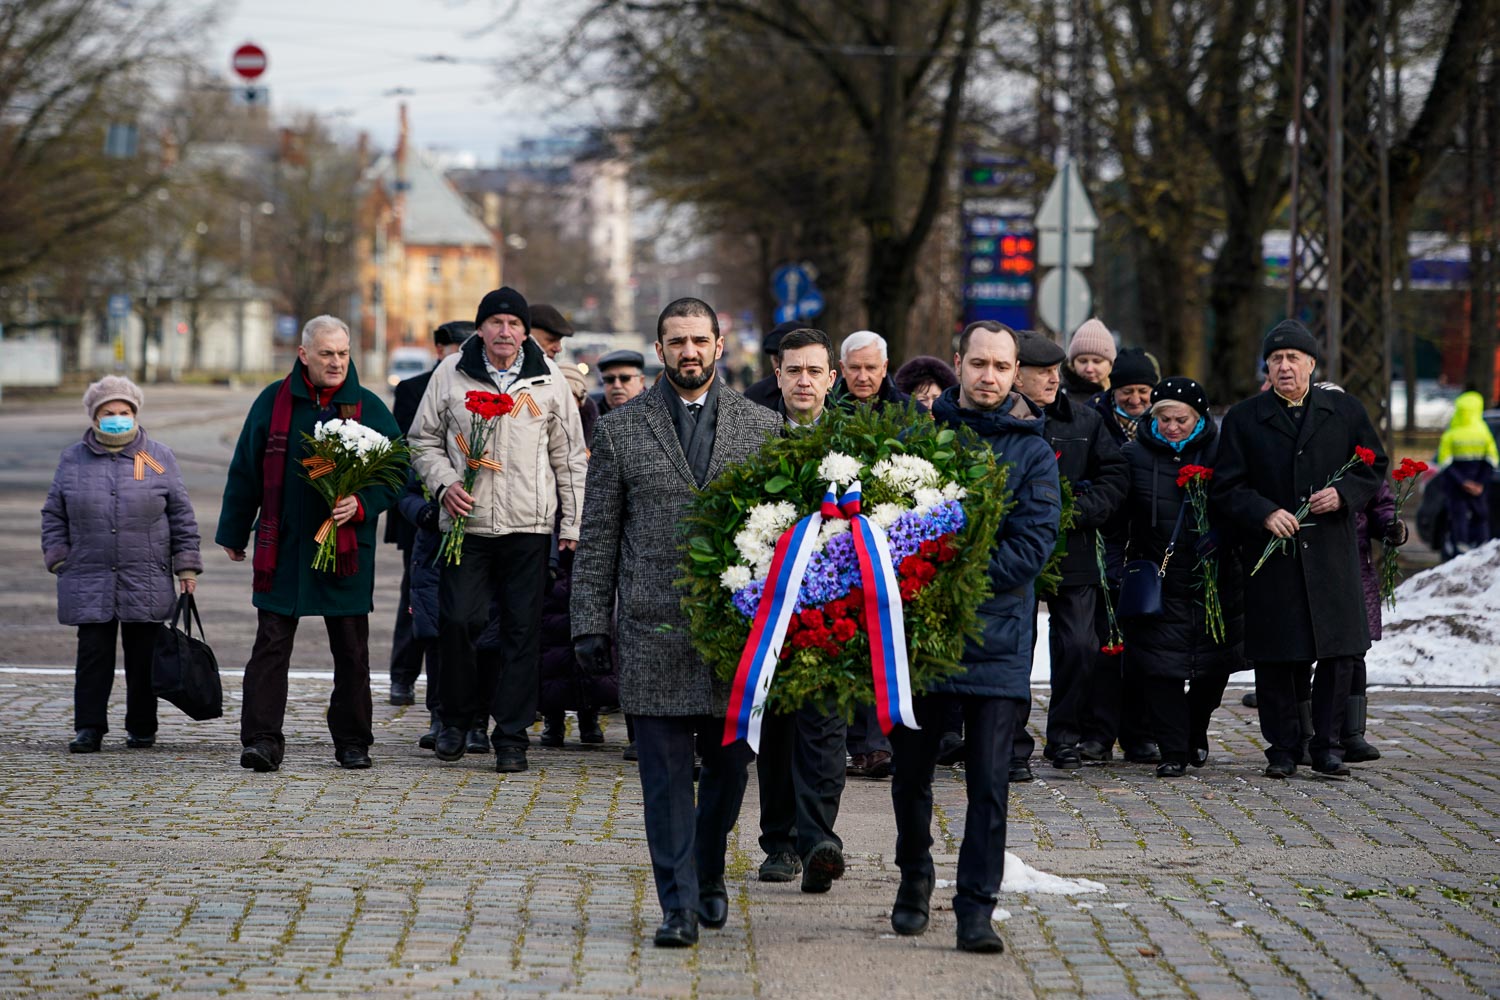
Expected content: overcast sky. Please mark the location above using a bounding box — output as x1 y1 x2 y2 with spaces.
205 0 590 162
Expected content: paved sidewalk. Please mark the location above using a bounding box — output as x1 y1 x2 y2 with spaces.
1 676 1497 999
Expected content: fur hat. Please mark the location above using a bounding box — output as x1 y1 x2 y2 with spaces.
1067 318 1117 363
1262 319 1320 362
893 355 958 395
560 363 589 400
474 286 531 333
1016 330 1068 368
1110 348 1160 390
1151 376 1210 417
83 375 143 419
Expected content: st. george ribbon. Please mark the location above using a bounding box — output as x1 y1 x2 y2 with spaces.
723 481 919 751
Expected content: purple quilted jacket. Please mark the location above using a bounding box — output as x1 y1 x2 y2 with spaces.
1354 478 1398 641
41 428 202 625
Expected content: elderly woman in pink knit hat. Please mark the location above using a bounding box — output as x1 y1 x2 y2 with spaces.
1063 318 1117 397
41 376 202 753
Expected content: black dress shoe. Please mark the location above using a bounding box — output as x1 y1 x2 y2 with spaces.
539 716 564 748
1190 748 1209 768
1008 762 1035 783
890 874 933 936
239 744 279 772
935 731 966 765
622 742 639 762
125 733 154 749
955 909 1005 954
418 719 440 750
495 747 528 773
698 880 728 929
1050 746 1083 770
578 711 604 744
1123 742 1163 763
1311 753 1350 777
1241 691 1258 708
433 726 466 762
68 729 102 753
465 728 490 753
653 909 699 947
1077 739 1112 762
389 681 415 706
337 747 372 769
801 841 845 894
1156 761 1186 778
1263 760 1296 779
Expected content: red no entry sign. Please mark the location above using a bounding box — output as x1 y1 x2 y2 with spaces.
232 43 267 81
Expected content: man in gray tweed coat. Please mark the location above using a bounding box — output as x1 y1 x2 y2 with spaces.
571 297 780 948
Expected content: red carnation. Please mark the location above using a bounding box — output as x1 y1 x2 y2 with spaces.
1355 445 1376 467
899 578 923 602
846 586 864 605
824 598 848 620
799 608 826 631
915 560 937 583
832 618 858 642
1100 642 1125 656
919 539 941 558
936 535 959 563
899 555 927 579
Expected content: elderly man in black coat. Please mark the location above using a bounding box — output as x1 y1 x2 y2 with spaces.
1011 331 1128 776
1213 321 1387 778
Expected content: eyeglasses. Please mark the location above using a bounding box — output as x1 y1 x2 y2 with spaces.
601 373 641 385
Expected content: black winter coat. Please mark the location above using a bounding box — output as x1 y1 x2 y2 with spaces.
1087 390 1138 583
1120 421 1246 680
1212 388 1387 661
1041 392 1128 587
385 367 437 548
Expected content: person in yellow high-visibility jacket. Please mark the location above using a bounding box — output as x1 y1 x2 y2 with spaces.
1436 390 1499 555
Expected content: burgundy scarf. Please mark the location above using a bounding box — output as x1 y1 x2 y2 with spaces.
253 374 362 592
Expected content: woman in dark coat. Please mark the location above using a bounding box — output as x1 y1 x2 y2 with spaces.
1119 378 1245 777
42 376 202 752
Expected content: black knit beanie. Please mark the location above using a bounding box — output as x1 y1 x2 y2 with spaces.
1110 348 1160 390
1151 376 1210 417
1261 319 1319 362
475 287 531 333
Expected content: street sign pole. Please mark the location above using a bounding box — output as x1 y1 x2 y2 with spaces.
1059 164 1070 338
1035 159 1099 339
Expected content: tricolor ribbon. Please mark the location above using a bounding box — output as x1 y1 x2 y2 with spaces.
455 432 503 472
133 451 165 481
723 481 918 751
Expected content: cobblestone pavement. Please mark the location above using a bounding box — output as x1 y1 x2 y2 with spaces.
2 388 1499 998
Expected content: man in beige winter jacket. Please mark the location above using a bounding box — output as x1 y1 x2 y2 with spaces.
409 286 588 773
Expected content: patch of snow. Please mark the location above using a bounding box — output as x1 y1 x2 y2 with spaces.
1376 704 1490 713
1002 853 1108 895
1366 541 1500 687
991 907 1011 923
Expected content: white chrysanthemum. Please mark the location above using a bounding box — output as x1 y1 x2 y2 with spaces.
867 502 908 531
817 451 863 485
871 454 941 494
751 552 775 581
734 527 770 567
719 565 753 591
746 501 798 537
818 519 851 545
941 482 968 501
913 487 944 512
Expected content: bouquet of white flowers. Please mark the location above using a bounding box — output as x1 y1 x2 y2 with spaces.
299 419 409 574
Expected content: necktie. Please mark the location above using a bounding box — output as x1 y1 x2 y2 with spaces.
687 402 702 422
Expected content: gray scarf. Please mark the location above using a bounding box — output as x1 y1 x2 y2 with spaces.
665 375 720 487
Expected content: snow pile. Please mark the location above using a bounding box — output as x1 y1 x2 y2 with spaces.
939 854 1108 898
1367 540 1500 686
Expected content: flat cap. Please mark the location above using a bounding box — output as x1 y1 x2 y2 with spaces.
597 349 645 370
1016 329 1067 367
530 304 574 338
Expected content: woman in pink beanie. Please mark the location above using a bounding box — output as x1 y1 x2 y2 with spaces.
1064 318 1117 396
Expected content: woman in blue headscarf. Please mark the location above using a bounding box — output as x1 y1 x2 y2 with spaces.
1118 377 1246 777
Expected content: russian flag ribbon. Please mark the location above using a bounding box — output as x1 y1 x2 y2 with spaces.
723 481 919 751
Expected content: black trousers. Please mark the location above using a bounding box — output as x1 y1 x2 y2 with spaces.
756 707 848 858
1082 584 1152 752
1142 673 1229 763
437 533 550 748
74 620 162 736
241 610 372 765
1255 657 1358 764
633 714 754 913
845 702 891 755
388 551 440 711
891 693 1018 919
1043 585 1099 752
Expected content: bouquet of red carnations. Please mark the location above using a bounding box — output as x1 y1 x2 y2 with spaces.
1177 464 1225 642
1379 457 1429 609
1252 446 1377 575
438 390 514 565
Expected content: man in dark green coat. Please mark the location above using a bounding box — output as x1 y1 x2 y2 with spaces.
217 316 402 773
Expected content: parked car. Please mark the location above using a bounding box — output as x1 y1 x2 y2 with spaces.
1414 407 1500 557
386 347 433 389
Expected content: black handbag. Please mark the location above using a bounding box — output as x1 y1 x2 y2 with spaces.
152 593 224 721
1117 504 1187 620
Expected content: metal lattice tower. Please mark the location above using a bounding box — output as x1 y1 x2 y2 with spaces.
1288 0 1393 434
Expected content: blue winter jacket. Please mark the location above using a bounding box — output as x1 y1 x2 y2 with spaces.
395 471 441 641
931 387 1061 699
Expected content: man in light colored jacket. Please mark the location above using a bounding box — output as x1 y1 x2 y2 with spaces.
409 286 588 773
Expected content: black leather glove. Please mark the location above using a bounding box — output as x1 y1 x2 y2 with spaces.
1194 528 1220 560
1383 520 1408 546
417 502 440 533
574 634 613 676
1074 479 1092 494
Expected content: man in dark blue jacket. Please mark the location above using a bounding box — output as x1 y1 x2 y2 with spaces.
888 321 1061 954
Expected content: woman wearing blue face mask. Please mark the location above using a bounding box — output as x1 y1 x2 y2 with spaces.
1119 377 1247 777
41 376 203 753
